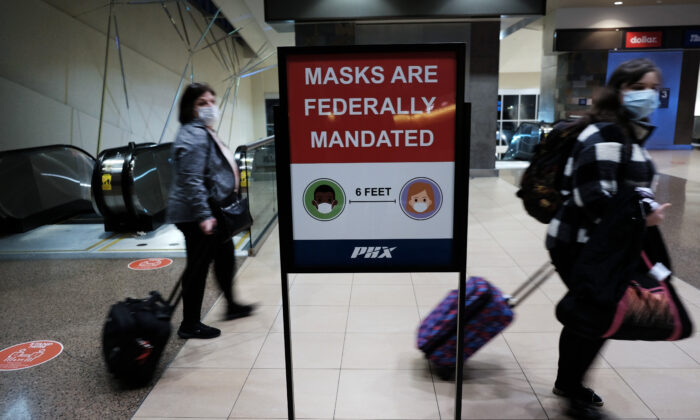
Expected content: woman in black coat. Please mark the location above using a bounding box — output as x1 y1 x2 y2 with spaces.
545 59 670 419
167 83 254 339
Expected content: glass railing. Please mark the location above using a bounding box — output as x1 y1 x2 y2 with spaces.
130 143 173 217
235 136 277 254
0 145 96 233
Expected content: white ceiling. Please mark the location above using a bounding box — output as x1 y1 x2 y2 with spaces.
45 0 698 74
242 0 295 48
242 0 700 49
550 0 700 10
500 25 543 73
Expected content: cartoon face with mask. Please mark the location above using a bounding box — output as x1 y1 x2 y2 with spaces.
405 181 436 215
409 189 433 213
400 178 442 220
312 185 338 214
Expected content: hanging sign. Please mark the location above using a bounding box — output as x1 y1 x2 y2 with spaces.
684 29 700 48
277 44 467 271
0 340 64 371
625 31 662 48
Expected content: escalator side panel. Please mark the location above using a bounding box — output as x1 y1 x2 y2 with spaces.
94 142 172 232
130 144 173 217
0 146 96 233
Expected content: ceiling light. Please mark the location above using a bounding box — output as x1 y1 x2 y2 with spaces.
614 1 623 4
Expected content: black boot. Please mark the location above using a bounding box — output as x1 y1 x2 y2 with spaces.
553 385 604 406
177 322 221 339
225 302 255 320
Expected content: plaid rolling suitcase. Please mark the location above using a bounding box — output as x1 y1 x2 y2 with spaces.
417 263 555 379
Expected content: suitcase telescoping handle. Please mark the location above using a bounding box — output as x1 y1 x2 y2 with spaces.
504 262 556 308
165 275 184 315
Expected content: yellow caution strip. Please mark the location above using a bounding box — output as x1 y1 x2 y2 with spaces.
84 233 119 251
98 234 128 251
235 231 250 250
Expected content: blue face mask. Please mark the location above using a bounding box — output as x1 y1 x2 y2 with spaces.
622 89 660 120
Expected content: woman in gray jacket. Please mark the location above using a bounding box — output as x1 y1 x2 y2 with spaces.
167 83 254 339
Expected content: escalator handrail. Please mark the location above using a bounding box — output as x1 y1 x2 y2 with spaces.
130 142 172 155
128 142 173 216
121 142 139 221
92 144 122 218
92 142 172 220
0 144 96 161
234 135 274 156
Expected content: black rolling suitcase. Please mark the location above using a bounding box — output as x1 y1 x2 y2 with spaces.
102 280 182 386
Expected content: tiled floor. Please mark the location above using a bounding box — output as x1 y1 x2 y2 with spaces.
134 169 700 420
650 149 700 184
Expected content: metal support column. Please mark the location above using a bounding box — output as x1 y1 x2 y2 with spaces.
158 8 221 143
96 1 114 155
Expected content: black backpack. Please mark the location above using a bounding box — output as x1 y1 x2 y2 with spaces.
516 120 585 224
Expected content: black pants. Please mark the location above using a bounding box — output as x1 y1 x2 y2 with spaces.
549 245 606 390
176 222 236 325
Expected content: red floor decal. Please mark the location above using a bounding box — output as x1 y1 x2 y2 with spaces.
128 257 173 270
0 340 64 371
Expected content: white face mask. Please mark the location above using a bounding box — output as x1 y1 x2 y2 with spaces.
197 105 219 126
317 203 333 214
412 202 429 213
622 89 659 120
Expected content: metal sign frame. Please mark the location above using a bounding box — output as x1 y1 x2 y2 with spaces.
274 43 470 419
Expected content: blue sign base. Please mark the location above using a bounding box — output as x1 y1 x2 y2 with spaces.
293 239 453 268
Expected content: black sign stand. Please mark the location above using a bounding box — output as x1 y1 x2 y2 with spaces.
454 103 470 420
274 44 469 420
274 106 297 418
280 270 296 418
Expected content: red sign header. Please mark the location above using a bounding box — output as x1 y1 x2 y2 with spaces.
286 51 457 164
625 31 662 48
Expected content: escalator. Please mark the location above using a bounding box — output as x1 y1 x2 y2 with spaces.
0 136 276 246
0 145 96 233
92 142 173 232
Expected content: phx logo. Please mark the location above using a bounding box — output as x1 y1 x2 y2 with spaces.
350 246 397 259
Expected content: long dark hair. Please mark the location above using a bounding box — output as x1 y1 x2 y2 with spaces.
578 58 660 131
178 83 216 124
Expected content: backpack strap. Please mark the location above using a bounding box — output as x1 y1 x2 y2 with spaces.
617 138 633 190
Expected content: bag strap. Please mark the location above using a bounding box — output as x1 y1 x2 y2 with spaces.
617 139 633 187
203 128 239 206
641 250 654 270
